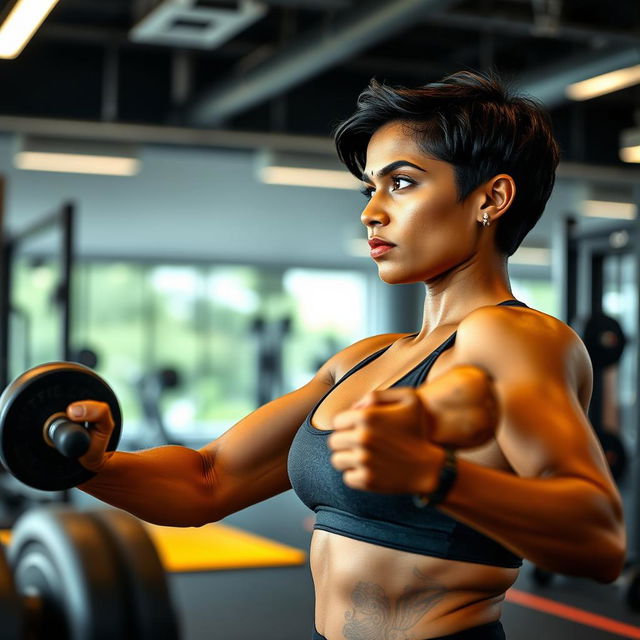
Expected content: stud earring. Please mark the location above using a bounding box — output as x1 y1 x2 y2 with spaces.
482 212 491 227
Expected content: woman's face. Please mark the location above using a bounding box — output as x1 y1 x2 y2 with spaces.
361 120 485 285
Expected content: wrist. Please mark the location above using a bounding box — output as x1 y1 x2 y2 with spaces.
413 447 457 508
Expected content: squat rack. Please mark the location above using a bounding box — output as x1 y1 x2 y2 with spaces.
0 201 76 389
555 183 640 599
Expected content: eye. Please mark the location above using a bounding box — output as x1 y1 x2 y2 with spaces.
360 185 375 199
391 176 414 191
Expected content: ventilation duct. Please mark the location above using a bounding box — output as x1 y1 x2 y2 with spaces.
130 0 267 49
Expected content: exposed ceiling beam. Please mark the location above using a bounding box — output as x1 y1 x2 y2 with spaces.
0 115 335 154
260 0 352 6
37 23 259 57
2 115 640 185
519 46 640 108
424 10 640 47
184 0 462 126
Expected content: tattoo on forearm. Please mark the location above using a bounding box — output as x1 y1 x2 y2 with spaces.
343 568 447 640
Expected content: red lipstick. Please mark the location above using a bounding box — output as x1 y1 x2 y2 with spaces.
368 237 395 259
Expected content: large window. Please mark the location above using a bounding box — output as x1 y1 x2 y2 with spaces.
71 262 369 443
510 277 558 318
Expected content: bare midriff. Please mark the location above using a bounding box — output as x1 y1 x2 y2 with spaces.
311 529 518 640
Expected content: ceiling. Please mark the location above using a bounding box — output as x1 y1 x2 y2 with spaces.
0 0 639 167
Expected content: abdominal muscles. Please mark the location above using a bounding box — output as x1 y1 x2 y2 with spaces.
311 530 518 640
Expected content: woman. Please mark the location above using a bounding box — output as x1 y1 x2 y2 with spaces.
72 71 625 640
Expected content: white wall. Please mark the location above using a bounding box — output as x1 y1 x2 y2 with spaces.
0 133 586 269
1 135 368 267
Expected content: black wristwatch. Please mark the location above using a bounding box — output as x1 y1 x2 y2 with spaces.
412 448 458 508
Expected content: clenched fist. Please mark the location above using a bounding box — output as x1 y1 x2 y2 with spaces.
417 364 499 449
328 365 499 494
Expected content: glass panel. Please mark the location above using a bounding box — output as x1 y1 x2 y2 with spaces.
72 262 368 445
9 228 63 380
157 266 260 440
283 269 368 391
509 278 559 318
602 253 637 450
73 262 147 431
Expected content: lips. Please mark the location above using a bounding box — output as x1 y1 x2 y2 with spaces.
368 237 395 258
368 238 395 249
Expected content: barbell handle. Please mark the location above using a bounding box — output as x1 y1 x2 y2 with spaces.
46 417 91 459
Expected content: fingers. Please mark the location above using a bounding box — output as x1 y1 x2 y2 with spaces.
67 401 115 433
66 401 116 472
417 365 499 448
352 388 415 409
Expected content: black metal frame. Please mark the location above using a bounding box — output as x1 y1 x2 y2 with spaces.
0 202 75 388
562 214 640 565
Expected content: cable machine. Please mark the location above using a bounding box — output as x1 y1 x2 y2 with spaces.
555 194 640 607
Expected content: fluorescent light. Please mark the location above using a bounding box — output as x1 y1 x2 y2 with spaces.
510 247 550 266
583 200 637 220
14 136 141 176
256 149 360 190
260 166 359 189
16 152 140 176
566 64 640 101
620 145 640 163
0 0 60 59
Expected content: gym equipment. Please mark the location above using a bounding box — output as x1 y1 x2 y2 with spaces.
252 315 292 406
137 367 182 447
0 362 121 491
573 313 627 370
1 505 179 639
530 566 554 587
598 430 627 482
88 509 180 640
627 567 640 612
71 348 99 370
0 203 76 390
559 214 640 609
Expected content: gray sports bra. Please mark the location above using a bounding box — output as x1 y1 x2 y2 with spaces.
287 299 526 568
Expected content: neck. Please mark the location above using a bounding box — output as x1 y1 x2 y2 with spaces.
415 251 513 339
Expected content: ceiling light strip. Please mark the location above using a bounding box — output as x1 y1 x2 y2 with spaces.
566 64 640 101
0 0 60 59
15 152 140 176
583 200 637 220
260 166 359 190
620 145 640 164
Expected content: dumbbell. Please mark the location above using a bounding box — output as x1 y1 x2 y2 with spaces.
1 505 180 639
0 362 122 491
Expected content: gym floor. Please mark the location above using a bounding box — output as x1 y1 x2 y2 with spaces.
70 465 640 640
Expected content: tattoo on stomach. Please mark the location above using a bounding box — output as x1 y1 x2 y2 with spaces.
343 568 447 640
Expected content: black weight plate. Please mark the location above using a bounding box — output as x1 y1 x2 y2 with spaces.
0 542 22 639
628 568 640 612
89 509 180 640
8 506 129 640
577 314 627 369
0 362 122 491
598 431 628 482
531 566 554 587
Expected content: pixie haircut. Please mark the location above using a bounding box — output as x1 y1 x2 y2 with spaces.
333 70 561 257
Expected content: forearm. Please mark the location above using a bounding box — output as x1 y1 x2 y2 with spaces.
432 458 625 582
79 446 218 527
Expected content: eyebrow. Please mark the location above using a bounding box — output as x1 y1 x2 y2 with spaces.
361 160 427 183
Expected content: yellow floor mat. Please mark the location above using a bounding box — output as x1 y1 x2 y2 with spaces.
0 522 306 573
144 522 306 573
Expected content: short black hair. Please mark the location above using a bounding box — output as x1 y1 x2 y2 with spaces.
333 70 561 257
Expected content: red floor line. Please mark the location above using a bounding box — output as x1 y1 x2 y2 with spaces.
506 588 640 639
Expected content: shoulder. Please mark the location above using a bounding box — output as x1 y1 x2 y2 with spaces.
323 332 409 384
455 304 591 392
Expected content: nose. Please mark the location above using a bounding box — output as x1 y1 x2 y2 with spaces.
360 199 390 229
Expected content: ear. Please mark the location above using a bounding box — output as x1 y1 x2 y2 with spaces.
477 174 516 224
